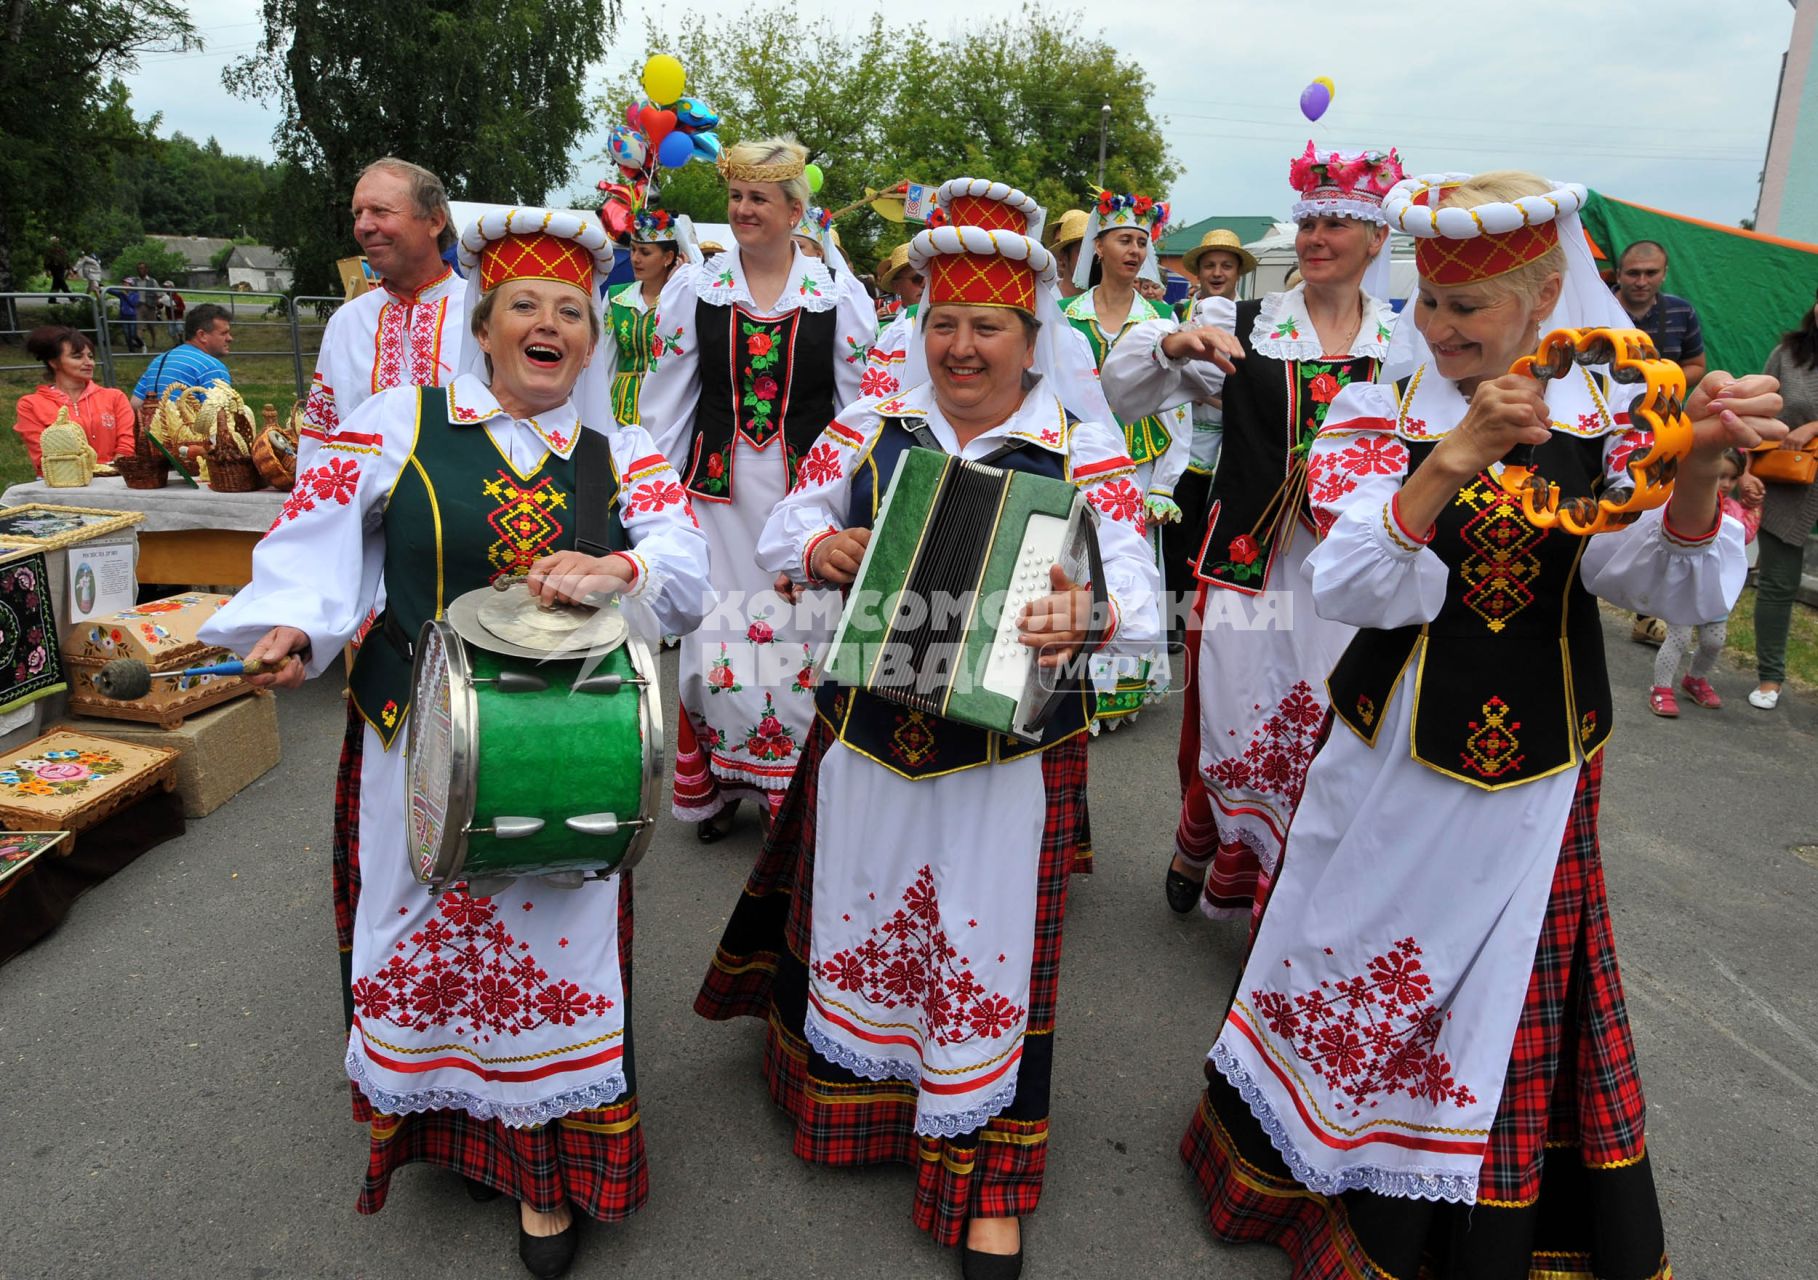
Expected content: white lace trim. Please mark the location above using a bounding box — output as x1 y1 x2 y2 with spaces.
1249 286 1395 362
805 1019 1022 1140
694 247 840 314
1208 1039 1479 1204
346 1044 628 1130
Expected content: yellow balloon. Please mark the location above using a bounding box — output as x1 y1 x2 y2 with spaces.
1313 75 1336 99
642 55 686 107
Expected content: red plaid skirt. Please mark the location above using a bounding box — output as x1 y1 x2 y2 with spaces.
1181 754 1672 1279
333 702 649 1222
696 717 1085 1247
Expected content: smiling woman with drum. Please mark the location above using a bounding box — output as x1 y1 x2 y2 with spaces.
1179 171 1783 1280
201 210 709 1280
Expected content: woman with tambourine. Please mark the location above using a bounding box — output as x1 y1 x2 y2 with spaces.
1178 171 1783 1280
201 210 709 1279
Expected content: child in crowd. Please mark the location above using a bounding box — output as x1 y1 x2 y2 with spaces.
1651 448 1762 715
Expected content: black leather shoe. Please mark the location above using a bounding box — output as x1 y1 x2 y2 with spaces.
463 1175 502 1202
517 1217 581 1279
1165 866 1203 914
696 800 740 844
960 1244 1024 1280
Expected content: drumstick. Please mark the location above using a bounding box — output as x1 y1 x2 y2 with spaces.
92 655 296 700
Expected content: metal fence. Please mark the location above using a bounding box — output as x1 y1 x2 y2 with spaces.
0 288 348 401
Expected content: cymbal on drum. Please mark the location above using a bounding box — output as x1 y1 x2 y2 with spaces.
445 584 628 660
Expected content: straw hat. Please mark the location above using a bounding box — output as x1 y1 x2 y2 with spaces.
1048 209 1090 252
1183 228 1258 276
876 242 914 289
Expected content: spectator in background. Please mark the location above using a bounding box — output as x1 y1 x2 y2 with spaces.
116 265 152 353
161 281 185 344
75 250 103 298
130 303 234 410
12 326 134 472
1615 238 1709 645
1752 291 1818 710
1649 449 1760 716
44 237 71 294
1049 208 1088 300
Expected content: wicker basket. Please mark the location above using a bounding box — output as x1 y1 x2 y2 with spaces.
198 384 266 493
115 454 170 489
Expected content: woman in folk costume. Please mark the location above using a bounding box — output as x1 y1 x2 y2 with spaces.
1062 190 1190 725
695 177 1160 1279
635 136 877 841
1100 143 1402 919
604 200 700 425
200 209 710 1280
1181 170 1783 1280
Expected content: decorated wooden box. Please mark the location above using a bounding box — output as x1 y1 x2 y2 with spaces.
0 730 176 848
65 593 251 729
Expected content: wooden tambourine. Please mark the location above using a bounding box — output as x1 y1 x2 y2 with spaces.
1505 326 1692 536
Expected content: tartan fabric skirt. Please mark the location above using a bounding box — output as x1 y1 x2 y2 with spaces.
332 701 650 1221
1180 753 1673 1279
695 718 1087 1248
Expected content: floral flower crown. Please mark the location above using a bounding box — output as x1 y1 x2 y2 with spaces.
1289 142 1406 200
633 207 676 239
795 206 834 237
1094 191 1169 232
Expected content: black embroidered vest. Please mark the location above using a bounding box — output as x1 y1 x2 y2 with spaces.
681 298 838 502
346 388 622 749
813 416 1095 779
1196 299 1381 594
1326 431 1614 790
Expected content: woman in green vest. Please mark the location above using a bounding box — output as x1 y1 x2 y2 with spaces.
202 208 710 1280
607 203 698 426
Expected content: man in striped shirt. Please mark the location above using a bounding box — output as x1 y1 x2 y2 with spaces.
130 304 235 410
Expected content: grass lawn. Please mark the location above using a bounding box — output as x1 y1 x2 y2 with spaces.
3 289 323 489
1722 586 1818 691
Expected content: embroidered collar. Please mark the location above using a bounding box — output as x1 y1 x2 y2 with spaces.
609 280 653 313
1396 362 1613 444
1062 287 1165 341
381 264 457 305
1249 284 1395 362
444 373 583 458
876 380 1070 454
696 244 839 315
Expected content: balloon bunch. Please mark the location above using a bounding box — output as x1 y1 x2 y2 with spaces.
1299 76 1336 122
599 55 724 235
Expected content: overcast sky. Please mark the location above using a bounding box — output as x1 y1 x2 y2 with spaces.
127 0 1791 228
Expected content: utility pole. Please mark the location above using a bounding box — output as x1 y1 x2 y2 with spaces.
1096 98 1111 190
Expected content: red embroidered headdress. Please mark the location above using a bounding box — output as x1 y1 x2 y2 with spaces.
1383 174 1586 286
457 208 614 297
910 178 1053 315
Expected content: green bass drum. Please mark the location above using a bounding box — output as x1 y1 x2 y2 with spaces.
405 613 662 890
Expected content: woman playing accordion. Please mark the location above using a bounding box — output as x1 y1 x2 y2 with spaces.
1180 171 1784 1280
695 177 1161 1279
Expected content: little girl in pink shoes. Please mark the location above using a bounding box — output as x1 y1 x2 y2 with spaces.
1651 448 1763 716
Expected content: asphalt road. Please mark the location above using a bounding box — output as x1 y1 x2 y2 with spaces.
1 616 1814 1279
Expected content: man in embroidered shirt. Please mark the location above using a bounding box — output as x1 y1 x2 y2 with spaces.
130 304 234 410
297 157 466 466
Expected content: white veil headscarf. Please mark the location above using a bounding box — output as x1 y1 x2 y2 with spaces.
455 206 618 429
903 179 1114 427
1070 202 1163 291
1380 174 1629 383
635 211 703 266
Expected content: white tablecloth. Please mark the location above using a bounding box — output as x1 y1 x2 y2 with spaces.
0 478 284 535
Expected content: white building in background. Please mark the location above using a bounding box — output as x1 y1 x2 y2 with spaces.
1757 0 1818 240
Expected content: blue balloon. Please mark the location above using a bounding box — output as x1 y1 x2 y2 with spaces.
690 131 723 163
674 96 722 133
657 130 696 169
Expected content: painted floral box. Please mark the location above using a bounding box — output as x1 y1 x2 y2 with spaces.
0 730 177 848
65 593 250 729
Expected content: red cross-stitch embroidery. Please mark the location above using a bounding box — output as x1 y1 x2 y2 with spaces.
1251 935 1477 1115
350 893 616 1038
627 479 685 513
1206 680 1325 800
304 374 339 433
860 367 900 398
272 456 362 528
1309 434 1410 534
816 864 1025 1048
1087 477 1146 533
373 298 446 392
1605 427 1654 479
791 442 843 492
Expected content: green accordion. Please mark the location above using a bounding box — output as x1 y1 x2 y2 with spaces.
824 447 1105 743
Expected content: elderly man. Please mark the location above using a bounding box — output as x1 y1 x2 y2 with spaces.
130 304 234 410
299 157 467 468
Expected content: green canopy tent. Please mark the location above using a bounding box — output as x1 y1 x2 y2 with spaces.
1580 191 1818 377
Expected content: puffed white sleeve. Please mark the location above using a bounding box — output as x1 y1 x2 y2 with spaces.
605 426 710 638
831 274 876 407
1069 420 1163 657
1099 316 1226 422
634 264 704 463
198 386 413 677
1304 383 1451 629
295 305 354 472
1577 424 1747 624
755 405 882 584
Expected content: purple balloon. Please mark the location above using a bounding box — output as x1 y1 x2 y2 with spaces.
657 130 695 169
1299 82 1330 122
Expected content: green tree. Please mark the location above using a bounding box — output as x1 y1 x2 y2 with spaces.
596 6 1174 274
109 238 187 283
0 1 197 296
227 0 623 293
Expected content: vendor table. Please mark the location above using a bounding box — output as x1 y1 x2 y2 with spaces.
0 478 282 587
